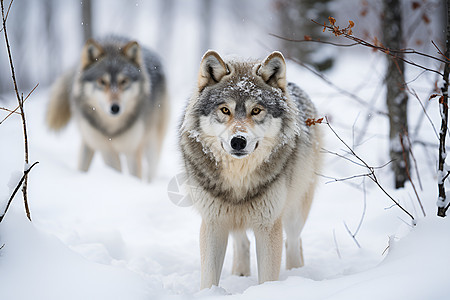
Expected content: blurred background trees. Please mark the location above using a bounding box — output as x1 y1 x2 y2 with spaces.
0 0 443 94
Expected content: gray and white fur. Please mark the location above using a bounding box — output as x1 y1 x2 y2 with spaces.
179 50 322 289
46 36 169 181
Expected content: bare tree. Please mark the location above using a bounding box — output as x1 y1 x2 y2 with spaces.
199 0 213 56
382 0 410 189
275 0 334 71
157 0 175 55
437 1 450 217
81 0 93 41
0 0 39 222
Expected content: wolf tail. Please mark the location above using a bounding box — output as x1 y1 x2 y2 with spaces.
46 70 74 130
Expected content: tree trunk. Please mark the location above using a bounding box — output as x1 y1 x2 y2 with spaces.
382 0 410 189
437 0 450 217
199 0 213 56
275 0 334 71
157 0 175 54
81 0 93 41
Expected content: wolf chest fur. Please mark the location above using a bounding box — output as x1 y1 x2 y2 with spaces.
179 50 322 289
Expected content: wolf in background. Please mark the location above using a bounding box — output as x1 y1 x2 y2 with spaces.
46 36 169 181
179 50 322 289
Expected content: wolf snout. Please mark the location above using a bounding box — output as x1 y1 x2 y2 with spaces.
230 136 247 151
110 103 120 115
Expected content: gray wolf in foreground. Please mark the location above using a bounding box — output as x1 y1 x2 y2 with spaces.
46 36 169 181
179 50 322 289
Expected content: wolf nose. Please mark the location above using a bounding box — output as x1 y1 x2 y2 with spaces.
110 104 120 115
230 136 247 151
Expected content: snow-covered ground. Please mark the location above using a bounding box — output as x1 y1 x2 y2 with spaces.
1 46 449 300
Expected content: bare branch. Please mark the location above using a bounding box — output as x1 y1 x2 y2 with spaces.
323 117 415 222
437 3 450 218
0 83 37 125
332 229 342 259
309 19 445 76
0 106 20 115
432 40 449 61
344 221 361 248
269 33 359 47
1 0 35 221
0 161 39 223
399 132 426 217
288 56 388 116
321 173 372 184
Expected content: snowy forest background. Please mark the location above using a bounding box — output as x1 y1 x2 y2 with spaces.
1 0 450 299
0 0 445 94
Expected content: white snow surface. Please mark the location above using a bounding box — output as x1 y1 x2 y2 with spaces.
1 52 449 300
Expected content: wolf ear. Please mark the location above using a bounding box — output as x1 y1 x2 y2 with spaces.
122 41 142 66
198 50 229 91
257 51 287 90
81 39 104 69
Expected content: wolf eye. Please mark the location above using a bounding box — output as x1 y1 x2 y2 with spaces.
220 107 230 115
97 78 107 87
251 107 262 115
119 78 129 87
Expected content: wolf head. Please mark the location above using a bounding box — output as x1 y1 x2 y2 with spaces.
185 50 296 162
77 37 147 117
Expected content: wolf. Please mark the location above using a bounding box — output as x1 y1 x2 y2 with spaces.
179 50 322 289
46 36 169 181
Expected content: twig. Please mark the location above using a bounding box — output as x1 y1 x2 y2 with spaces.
310 19 445 76
0 106 20 114
324 117 415 222
343 178 367 249
344 222 361 248
321 148 367 168
0 0 12 32
0 162 39 223
409 87 439 140
432 40 449 61
437 4 450 218
405 130 423 191
269 33 360 47
332 229 342 259
399 132 426 217
1 0 34 221
0 83 37 125
288 56 388 116
323 173 372 184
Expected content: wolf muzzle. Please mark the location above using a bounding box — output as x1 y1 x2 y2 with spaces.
110 103 120 115
230 136 247 151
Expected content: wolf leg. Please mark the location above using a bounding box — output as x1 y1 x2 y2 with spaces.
284 221 305 269
78 142 94 172
254 218 282 284
126 151 142 179
144 138 160 182
231 230 250 276
284 189 314 269
101 151 122 172
200 220 228 289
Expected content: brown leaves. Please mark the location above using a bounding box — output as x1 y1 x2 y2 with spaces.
422 14 430 24
430 93 446 108
328 16 336 26
305 117 324 127
412 1 421 10
430 93 443 101
322 17 355 37
372 37 385 52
